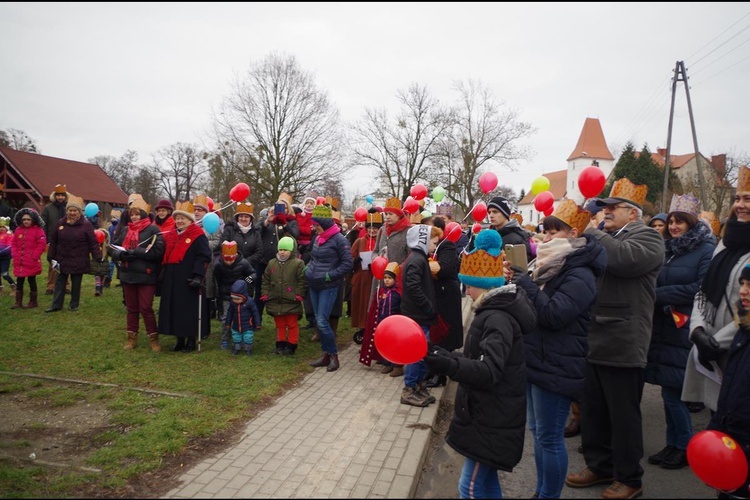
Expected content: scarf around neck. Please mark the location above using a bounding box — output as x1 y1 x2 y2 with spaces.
531 237 585 285
386 216 411 236
123 218 152 250
317 224 340 245
665 220 712 258
162 223 204 265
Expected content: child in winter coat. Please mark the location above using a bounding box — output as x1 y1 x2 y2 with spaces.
10 209 46 308
261 236 307 355
0 217 16 294
214 241 256 350
377 262 402 323
295 197 316 256
224 279 262 356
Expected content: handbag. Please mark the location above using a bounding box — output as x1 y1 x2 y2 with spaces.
429 314 450 345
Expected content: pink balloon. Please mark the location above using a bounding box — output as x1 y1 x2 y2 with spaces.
534 191 554 213
354 207 368 222
410 183 428 201
374 315 428 365
444 222 462 243
471 201 488 222
316 196 326 205
479 172 498 194
403 197 420 215
472 222 482 234
371 256 389 280
578 166 607 198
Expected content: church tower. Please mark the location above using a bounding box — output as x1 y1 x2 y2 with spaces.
566 118 615 203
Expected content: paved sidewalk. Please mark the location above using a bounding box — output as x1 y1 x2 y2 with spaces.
163 343 446 499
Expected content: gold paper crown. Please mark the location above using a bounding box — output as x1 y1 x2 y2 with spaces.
128 193 143 204
277 192 294 210
111 209 122 218
366 211 383 225
668 193 700 217
311 204 332 219
384 261 400 277
221 241 238 257
459 249 505 280
332 209 342 222
699 211 721 236
175 200 195 213
552 199 591 235
67 194 85 211
608 178 648 208
384 197 402 210
235 202 254 216
737 165 750 193
54 184 67 194
511 213 524 225
192 194 209 210
129 197 151 214
325 196 340 210
435 202 453 216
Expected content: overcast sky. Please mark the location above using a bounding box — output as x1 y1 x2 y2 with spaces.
2 2 748 202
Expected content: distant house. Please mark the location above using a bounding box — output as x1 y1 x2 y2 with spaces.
0 147 128 214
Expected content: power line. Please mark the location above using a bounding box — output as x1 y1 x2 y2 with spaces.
690 34 750 76
687 9 750 65
692 53 750 86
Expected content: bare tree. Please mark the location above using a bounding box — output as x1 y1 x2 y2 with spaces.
438 79 535 214
212 52 344 208
153 143 209 202
682 150 746 219
0 128 39 153
90 150 140 195
348 83 455 201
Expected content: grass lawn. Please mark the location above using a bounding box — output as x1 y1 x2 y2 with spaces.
0 261 353 498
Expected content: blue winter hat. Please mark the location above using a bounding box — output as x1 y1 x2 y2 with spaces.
458 229 506 289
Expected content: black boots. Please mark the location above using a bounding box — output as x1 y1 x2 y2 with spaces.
309 353 331 367
273 341 288 355
182 337 196 353
173 337 186 352
326 354 340 372
282 343 297 356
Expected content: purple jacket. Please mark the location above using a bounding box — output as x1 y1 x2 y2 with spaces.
48 215 102 274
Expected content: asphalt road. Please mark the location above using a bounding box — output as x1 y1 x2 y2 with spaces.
416 380 716 498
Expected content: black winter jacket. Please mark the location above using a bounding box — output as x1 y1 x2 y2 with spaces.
401 247 437 326
111 223 165 286
221 220 264 268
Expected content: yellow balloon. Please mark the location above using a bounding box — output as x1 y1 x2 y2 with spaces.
531 176 550 196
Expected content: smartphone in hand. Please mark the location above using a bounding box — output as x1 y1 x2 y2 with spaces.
504 244 528 272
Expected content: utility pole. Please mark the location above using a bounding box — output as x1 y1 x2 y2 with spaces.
661 61 707 211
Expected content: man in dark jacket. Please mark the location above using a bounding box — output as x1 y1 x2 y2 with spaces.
566 178 665 499
470 196 533 261
41 184 69 294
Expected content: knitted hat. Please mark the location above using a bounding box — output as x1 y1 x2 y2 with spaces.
741 264 750 283
0 217 9 229
648 213 667 227
173 200 196 222
221 241 238 259
155 199 174 211
278 236 295 251
458 229 506 289
192 194 209 212
668 193 700 218
595 178 648 210
488 196 512 220
551 199 591 234
234 202 254 220
66 194 85 211
383 196 404 218
303 197 317 214
129 197 151 215
384 261 400 279
311 204 335 229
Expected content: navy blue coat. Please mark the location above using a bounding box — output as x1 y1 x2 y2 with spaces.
305 230 353 291
645 226 715 390
515 234 607 401
224 280 262 332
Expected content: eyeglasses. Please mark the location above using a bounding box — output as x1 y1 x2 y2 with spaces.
604 204 632 211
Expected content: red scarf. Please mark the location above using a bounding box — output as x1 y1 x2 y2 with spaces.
385 216 411 236
123 218 152 250
162 223 204 264
363 235 376 252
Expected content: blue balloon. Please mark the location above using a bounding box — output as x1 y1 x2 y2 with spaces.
202 212 220 234
84 202 99 218
365 195 374 204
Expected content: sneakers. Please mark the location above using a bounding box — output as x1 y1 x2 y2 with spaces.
565 467 614 488
389 366 404 377
400 387 430 407
602 481 643 499
647 445 676 465
660 448 688 469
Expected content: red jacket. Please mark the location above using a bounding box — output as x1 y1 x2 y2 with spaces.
12 225 46 277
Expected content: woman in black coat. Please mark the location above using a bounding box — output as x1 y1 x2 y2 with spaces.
158 203 211 353
111 198 165 352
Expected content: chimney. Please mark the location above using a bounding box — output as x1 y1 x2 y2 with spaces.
712 154 727 178
657 148 667 157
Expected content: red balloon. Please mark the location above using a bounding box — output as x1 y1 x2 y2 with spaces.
371 256 389 280
374 314 428 365
543 207 554 217
472 222 482 234
410 183 428 201
578 166 607 199
94 229 106 244
471 201 488 222
402 197 420 215
354 207 368 222
316 196 326 205
687 430 748 491
206 196 214 211
230 182 250 202
444 221 462 243
479 171 498 194
534 191 554 213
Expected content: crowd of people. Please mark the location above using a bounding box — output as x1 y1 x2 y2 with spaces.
4 173 750 499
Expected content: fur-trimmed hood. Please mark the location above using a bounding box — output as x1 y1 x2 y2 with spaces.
14 207 45 229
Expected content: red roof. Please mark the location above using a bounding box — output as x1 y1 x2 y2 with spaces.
0 147 128 205
518 169 568 204
567 118 614 161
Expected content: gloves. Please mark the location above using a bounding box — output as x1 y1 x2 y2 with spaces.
325 272 331 282
295 295 303 302
692 328 726 371
51 259 60 271
188 276 203 289
423 343 459 377
244 275 255 286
